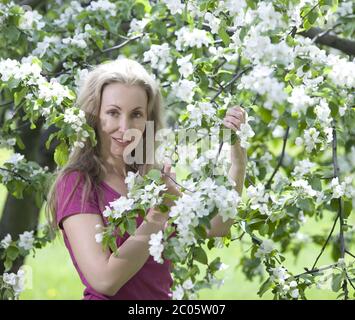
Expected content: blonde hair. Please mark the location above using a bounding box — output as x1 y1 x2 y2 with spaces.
45 58 165 236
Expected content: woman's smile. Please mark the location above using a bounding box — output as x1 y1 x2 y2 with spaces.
111 137 132 147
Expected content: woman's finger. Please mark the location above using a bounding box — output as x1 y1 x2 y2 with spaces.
224 118 240 131
227 108 245 123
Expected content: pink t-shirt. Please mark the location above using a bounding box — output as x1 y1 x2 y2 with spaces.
56 170 173 300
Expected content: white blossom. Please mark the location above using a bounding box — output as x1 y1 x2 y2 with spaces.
18 231 34 251
290 288 299 299
63 108 86 132
172 284 184 300
87 0 116 15
238 65 287 109
330 177 354 199
32 36 61 57
204 12 220 34
148 230 164 264
0 234 12 249
293 159 316 177
5 153 24 165
272 125 285 138
143 43 172 72
2 268 26 298
182 279 194 290
62 32 88 49
303 127 320 152
128 17 150 35
328 56 355 89
247 183 270 215
271 266 290 283
162 0 184 15
103 197 135 219
236 122 255 148
19 10 45 30
95 232 103 243
171 79 197 103
38 79 72 106
255 239 275 258
177 54 193 78
292 179 317 197
287 85 314 115
314 99 331 124
175 26 212 51
256 2 283 32
186 101 216 127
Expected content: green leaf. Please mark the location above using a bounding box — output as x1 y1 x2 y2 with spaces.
135 0 151 13
193 247 208 265
4 258 13 271
331 273 343 292
303 19 312 30
218 21 230 46
34 191 43 209
195 225 207 239
14 87 27 107
54 141 69 167
344 200 352 219
6 246 19 261
209 257 222 272
109 237 118 255
310 177 322 191
126 218 136 236
258 277 273 297
147 169 161 181
16 135 25 150
308 10 319 24
207 238 215 250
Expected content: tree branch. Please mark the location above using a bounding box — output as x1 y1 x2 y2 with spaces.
298 27 355 56
265 126 290 190
311 214 339 270
331 119 348 298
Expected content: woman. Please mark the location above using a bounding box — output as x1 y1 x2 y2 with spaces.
45 58 247 300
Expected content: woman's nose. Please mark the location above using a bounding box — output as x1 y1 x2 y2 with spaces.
118 115 130 132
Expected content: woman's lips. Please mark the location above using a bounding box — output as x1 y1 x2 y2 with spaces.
112 137 131 147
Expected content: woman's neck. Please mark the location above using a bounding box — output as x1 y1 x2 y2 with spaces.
101 155 127 179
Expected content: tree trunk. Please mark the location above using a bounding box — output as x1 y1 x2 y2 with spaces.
0 117 57 276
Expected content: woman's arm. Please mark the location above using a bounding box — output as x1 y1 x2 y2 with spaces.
63 208 168 296
206 106 247 238
206 151 247 237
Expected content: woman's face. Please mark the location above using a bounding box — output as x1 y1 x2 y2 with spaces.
97 82 148 160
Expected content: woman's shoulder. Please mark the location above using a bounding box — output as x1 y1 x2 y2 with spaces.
56 170 88 193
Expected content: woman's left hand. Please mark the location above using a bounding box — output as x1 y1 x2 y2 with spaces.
161 162 182 199
223 106 247 166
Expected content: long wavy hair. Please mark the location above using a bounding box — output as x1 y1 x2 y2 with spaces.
45 58 165 236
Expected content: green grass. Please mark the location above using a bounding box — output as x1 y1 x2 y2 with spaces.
0 148 353 299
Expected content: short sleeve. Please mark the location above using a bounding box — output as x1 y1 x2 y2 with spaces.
56 171 101 230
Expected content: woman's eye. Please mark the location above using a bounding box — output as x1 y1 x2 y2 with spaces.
108 110 119 117
133 112 143 118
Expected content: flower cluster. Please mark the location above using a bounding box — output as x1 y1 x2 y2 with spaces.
238 65 287 109
148 230 164 264
162 0 184 15
169 178 241 247
270 266 299 299
255 239 275 258
175 27 212 51
185 101 217 127
246 183 270 216
103 197 135 220
1 269 26 299
330 177 354 199
171 79 197 103
143 43 172 72
177 54 193 78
